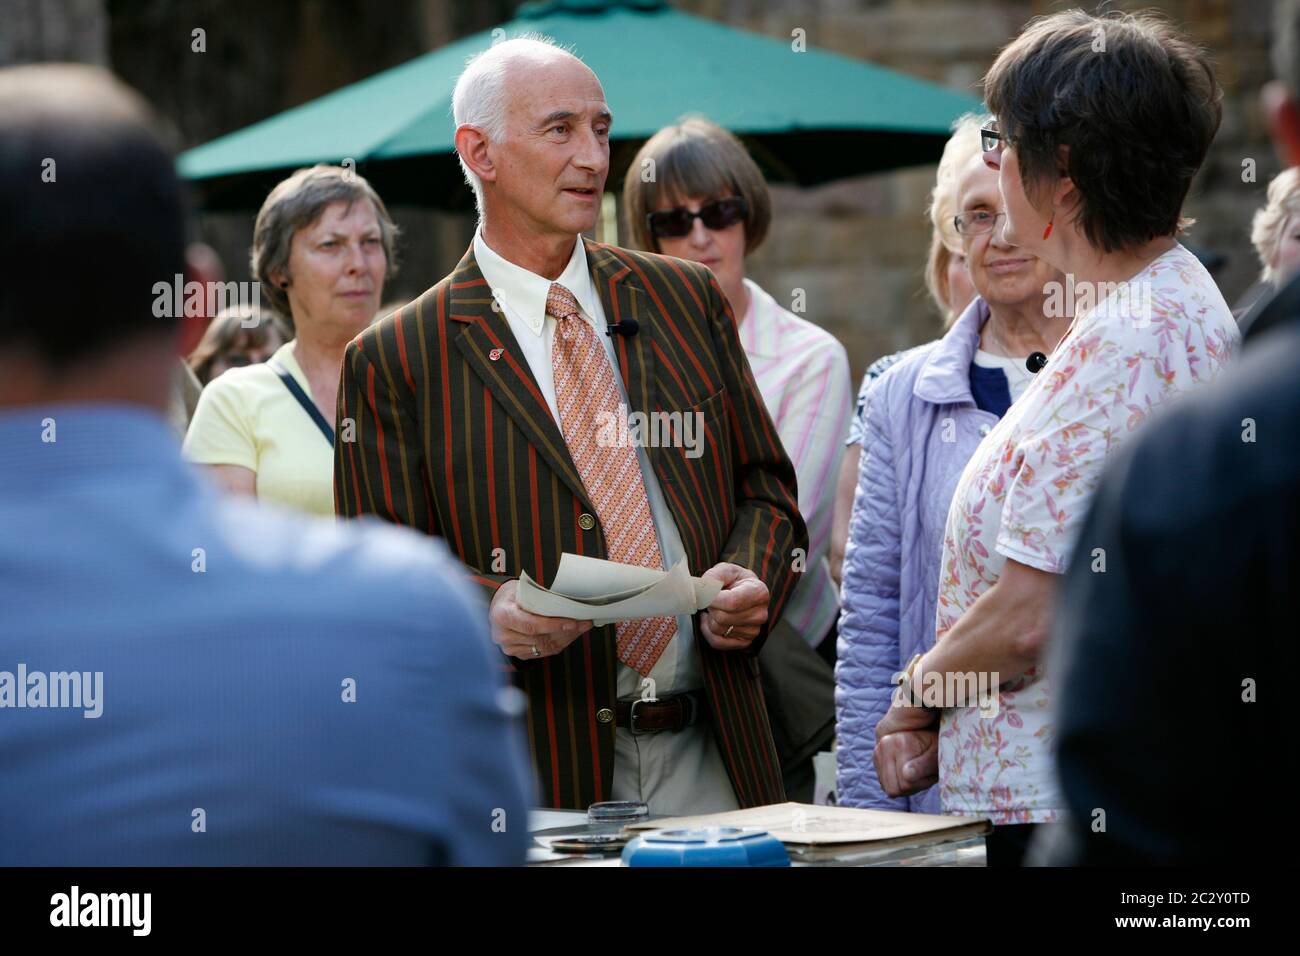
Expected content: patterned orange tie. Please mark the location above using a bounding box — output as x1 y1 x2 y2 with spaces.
547 282 675 676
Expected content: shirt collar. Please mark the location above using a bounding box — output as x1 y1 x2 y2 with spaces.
473 226 598 337
0 402 185 489
269 341 309 390
738 278 782 358
912 295 990 406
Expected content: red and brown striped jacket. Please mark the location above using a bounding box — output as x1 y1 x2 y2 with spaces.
335 238 806 810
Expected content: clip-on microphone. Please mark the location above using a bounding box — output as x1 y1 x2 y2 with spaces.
605 318 640 338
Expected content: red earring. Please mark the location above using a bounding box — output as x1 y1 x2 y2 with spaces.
1042 213 1056 241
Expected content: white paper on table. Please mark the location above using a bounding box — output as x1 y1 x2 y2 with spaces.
624 802 990 846
515 554 721 626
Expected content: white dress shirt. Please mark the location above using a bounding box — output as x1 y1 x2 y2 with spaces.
473 227 738 814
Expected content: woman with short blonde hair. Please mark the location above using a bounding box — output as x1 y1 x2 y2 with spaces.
837 108 1070 817
923 114 984 326
1251 166 1300 287
832 115 982 593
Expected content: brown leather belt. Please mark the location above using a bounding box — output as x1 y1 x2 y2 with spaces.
616 691 708 735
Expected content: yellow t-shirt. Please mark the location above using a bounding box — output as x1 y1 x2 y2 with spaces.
182 342 335 517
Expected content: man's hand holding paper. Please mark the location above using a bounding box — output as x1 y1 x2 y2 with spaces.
509 554 770 655
697 562 770 651
489 579 594 661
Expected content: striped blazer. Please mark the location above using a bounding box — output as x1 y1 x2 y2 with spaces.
335 239 807 810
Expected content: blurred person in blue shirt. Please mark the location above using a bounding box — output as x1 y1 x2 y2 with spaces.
0 63 531 866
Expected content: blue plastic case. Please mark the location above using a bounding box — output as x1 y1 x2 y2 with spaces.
621 827 790 867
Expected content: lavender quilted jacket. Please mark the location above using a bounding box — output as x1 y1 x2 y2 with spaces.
835 297 1000 812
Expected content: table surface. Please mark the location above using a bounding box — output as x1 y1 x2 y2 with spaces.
526 809 987 867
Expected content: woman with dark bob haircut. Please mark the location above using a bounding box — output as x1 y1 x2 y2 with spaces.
624 118 853 799
623 118 852 671
871 10 1240 866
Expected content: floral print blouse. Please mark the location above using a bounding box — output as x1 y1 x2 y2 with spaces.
935 244 1239 824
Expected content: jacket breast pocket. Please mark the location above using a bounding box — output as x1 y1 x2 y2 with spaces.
651 387 734 556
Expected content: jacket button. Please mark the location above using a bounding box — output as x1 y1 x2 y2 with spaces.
596 707 614 724
978 423 993 437
578 512 596 531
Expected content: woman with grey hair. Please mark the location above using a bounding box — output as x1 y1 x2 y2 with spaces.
830 116 981 589
184 164 399 515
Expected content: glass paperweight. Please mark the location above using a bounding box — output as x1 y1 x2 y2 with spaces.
587 801 649 826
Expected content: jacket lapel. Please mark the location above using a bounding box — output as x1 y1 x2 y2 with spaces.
585 239 658 423
447 244 594 511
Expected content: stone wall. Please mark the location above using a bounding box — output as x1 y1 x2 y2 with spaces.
5 0 1278 382
0 0 108 65
682 0 1278 381
103 0 517 311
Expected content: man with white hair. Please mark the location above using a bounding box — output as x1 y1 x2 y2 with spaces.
336 37 806 813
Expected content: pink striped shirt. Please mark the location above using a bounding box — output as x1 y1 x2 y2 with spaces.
736 278 852 645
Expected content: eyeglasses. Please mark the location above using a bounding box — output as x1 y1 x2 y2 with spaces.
980 121 1006 170
646 196 748 240
953 210 1007 237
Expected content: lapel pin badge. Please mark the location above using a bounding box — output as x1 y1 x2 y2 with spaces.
488 347 504 362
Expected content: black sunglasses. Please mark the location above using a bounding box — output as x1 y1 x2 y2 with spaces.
646 196 749 240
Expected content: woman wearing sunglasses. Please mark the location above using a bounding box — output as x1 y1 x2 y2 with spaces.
871 10 1238 866
624 117 852 800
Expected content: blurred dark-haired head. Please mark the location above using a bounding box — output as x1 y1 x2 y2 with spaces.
0 64 186 370
187 306 290 386
983 9 1222 254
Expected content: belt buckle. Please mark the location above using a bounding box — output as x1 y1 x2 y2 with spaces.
629 696 656 736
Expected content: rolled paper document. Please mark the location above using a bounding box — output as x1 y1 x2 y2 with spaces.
515 554 721 626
